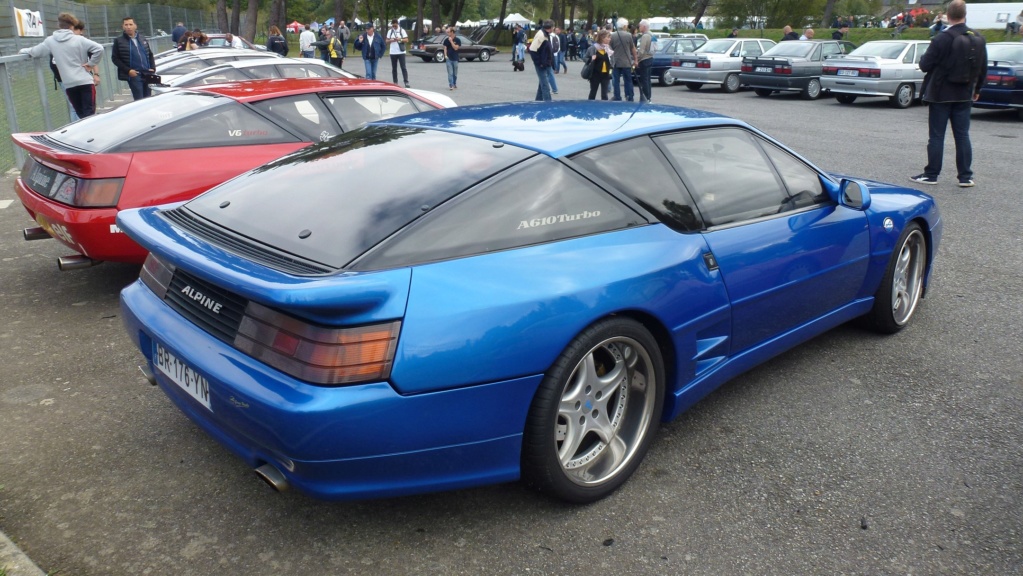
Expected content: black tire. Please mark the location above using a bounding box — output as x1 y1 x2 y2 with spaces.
801 78 822 100
467 57 476 61
660 70 676 86
685 82 702 91
754 88 773 97
890 83 914 109
433 50 445 63
521 317 665 503
835 93 857 104
721 73 740 93
478 49 490 62
866 222 928 334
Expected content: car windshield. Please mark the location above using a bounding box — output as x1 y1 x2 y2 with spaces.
849 42 907 59
182 126 535 268
46 91 224 153
696 39 736 54
762 42 814 58
988 44 1023 63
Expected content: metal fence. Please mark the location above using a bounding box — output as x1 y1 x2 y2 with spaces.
0 34 175 173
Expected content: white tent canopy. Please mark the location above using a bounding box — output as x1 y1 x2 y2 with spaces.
503 13 532 26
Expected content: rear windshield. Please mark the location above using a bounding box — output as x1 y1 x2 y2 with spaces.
696 39 737 54
182 126 535 268
762 42 814 58
988 44 1023 64
46 90 224 152
849 42 907 59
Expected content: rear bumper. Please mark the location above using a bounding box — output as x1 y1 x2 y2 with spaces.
820 77 907 97
740 74 813 92
974 87 1023 109
14 177 146 263
668 68 726 84
120 279 540 500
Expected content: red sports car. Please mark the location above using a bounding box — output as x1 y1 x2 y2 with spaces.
13 78 446 269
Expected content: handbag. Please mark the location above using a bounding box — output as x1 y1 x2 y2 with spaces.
580 57 593 80
141 71 162 85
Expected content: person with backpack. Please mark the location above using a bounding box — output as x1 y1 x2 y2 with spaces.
266 26 289 56
910 0 987 188
312 28 344 68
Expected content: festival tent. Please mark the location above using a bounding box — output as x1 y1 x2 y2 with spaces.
503 13 531 26
286 20 302 33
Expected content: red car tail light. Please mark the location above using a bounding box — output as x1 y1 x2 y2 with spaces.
858 68 881 78
140 253 176 299
741 64 752 72
696 60 710 69
775 65 792 74
987 74 1017 87
75 178 124 207
822 66 837 75
234 301 401 386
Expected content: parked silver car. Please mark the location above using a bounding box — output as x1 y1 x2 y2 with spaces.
667 38 777 93
155 49 283 84
819 40 930 109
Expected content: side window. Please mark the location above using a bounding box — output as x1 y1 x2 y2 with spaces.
822 43 842 58
246 65 280 79
655 129 787 227
279 64 330 78
757 139 828 211
742 41 763 58
571 137 701 232
207 56 239 65
914 45 924 64
811 44 823 61
196 68 249 85
167 59 210 75
124 102 298 151
324 94 421 131
358 158 644 269
759 40 775 53
902 44 916 64
251 94 339 141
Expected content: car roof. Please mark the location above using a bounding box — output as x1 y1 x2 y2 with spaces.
191 77 421 102
378 102 739 157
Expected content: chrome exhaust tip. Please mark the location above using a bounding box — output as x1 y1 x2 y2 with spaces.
138 364 157 386
23 226 51 241
255 464 289 492
57 255 102 271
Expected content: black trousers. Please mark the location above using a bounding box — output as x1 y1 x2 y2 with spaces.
390 54 408 83
65 84 96 118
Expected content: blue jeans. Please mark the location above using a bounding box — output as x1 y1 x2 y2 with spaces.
925 100 973 180
514 44 525 61
446 58 458 88
556 51 567 73
364 58 379 80
127 74 151 101
611 67 634 101
546 66 558 93
637 59 653 102
302 50 314 58
534 63 552 101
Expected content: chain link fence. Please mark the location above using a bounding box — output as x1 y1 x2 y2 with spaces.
0 3 204 173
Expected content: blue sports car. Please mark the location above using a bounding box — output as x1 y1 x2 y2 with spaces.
118 102 942 503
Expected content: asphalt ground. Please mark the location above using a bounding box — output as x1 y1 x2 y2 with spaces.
1 56 1022 575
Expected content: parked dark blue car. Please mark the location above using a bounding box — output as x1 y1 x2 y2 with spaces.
636 36 708 86
118 102 942 503
974 42 1023 120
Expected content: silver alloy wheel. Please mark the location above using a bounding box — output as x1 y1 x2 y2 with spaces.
434 50 445 63
478 49 490 62
891 229 926 326
803 78 821 99
722 73 740 93
556 336 658 486
661 70 676 86
893 83 913 108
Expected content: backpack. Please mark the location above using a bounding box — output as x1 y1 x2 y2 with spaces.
945 29 980 84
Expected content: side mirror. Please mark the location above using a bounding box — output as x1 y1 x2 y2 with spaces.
838 178 871 210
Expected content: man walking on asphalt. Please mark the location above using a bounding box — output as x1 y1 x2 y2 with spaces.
354 23 385 80
300 25 316 57
910 0 987 187
19 12 103 118
387 19 411 87
112 17 156 101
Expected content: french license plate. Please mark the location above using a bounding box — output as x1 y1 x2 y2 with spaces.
154 343 212 412
755 66 772 73
837 69 859 77
682 62 696 67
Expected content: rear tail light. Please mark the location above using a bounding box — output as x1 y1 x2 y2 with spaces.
22 158 123 207
671 59 679 67
141 253 176 299
235 302 400 385
986 74 1017 87
741 64 752 72
858 68 881 78
775 65 792 74
696 60 710 69
140 253 401 386
822 66 837 75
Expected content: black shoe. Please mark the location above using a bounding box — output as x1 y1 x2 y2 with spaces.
958 178 975 187
910 173 938 185
404 82 410 88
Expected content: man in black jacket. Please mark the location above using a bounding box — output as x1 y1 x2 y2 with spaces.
910 0 987 187
111 17 156 100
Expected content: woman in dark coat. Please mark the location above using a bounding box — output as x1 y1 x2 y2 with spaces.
584 29 612 100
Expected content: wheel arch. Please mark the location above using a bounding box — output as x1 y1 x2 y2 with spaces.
605 310 678 421
911 215 938 299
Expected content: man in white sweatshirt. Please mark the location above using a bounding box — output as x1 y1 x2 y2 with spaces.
20 12 103 118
